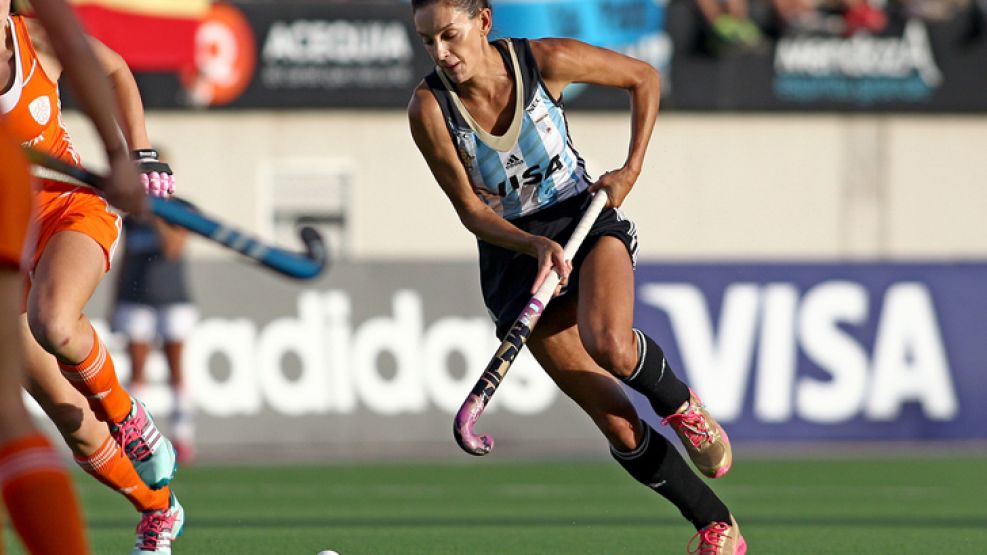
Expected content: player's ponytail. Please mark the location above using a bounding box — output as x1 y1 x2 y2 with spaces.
411 0 491 18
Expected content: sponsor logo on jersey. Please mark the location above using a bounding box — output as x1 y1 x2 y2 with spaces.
505 154 524 170
525 95 541 113
496 154 563 197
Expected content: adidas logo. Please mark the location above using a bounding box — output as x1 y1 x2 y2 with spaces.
505 154 524 169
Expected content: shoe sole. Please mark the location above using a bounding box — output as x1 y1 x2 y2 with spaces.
148 458 179 490
173 496 186 540
709 422 733 479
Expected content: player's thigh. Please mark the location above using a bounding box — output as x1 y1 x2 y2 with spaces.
576 236 636 364
529 297 639 447
28 230 107 322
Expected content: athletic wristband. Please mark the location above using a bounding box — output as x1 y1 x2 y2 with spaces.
131 149 172 175
130 148 158 161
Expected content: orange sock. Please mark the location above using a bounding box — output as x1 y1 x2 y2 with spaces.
75 435 170 513
58 325 132 423
0 433 89 555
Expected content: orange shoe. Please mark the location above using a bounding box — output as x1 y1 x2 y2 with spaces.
688 516 746 555
661 389 732 478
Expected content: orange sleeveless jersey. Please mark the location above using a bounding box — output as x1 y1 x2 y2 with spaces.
0 121 32 270
1 15 120 276
0 15 79 163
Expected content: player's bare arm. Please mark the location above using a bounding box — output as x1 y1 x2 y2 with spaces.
92 38 151 150
408 84 570 291
83 38 179 198
531 38 661 208
21 15 146 213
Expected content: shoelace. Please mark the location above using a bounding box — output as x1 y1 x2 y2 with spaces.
662 407 712 449
113 412 152 462
136 509 174 550
687 522 730 555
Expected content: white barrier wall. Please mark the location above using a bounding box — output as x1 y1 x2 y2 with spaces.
60 112 987 260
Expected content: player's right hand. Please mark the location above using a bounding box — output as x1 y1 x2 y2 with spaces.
132 148 176 197
531 236 571 296
104 149 148 216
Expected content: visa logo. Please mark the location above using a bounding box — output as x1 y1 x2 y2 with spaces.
640 281 958 424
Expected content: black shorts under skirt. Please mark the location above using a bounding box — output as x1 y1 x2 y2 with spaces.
478 192 639 339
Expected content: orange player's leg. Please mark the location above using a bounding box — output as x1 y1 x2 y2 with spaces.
74 436 171 512
0 124 89 555
25 186 178 489
0 433 90 555
27 227 132 423
21 327 170 513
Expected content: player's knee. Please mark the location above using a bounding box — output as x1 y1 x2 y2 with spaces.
581 330 637 377
27 309 76 355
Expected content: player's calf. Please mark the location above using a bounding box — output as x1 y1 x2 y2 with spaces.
611 425 732 530
621 329 733 478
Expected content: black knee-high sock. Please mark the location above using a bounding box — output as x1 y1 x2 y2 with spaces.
622 329 690 417
611 425 731 530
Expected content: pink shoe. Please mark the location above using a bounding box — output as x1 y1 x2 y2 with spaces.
133 493 184 554
662 389 733 478
688 516 747 555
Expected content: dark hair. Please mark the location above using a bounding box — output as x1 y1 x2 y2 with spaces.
410 0 491 18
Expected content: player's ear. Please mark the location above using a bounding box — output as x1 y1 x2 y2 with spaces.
478 7 492 37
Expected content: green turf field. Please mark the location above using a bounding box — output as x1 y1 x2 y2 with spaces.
5 456 986 554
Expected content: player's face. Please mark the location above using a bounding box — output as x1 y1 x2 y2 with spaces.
0 0 10 22
414 3 490 84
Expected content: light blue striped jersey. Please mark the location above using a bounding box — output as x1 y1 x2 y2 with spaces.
425 38 591 220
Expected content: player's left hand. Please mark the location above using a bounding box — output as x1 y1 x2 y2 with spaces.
132 149 175 197
589 166 639 208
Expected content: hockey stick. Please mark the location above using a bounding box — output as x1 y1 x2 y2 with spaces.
23 148 329 280
454 191 609 455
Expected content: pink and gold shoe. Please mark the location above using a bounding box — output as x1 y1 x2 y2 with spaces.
662 389 733 478
688 516 747 555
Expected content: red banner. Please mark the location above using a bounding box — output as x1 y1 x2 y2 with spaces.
73 2 207 71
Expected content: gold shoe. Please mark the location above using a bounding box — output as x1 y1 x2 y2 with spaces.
661 389 733 478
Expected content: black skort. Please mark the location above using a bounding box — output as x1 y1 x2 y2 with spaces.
479 191 639 339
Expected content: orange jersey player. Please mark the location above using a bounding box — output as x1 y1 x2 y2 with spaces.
0 0 146 550
0 116 87 555
2 0 183 553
